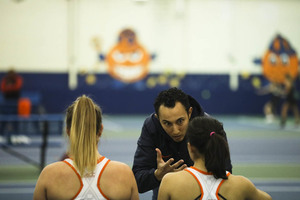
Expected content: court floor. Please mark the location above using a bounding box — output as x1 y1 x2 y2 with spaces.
0 114 300 200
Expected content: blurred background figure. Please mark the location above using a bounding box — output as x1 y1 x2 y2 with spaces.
264 82 284 123
1 68 23 100
280 74 300 128
257 82 285 123
0 68 31 144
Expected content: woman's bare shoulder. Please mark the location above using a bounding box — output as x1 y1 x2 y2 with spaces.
225 174 272 200
102 160 134 179
222 174 257 193
106 160 132 171
162 170 195 187
39 161 74 179
228 174 253 186
159 170 202 200
41 162 65 173
99 160 138 199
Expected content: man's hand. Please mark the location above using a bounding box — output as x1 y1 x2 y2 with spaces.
154 148 187 181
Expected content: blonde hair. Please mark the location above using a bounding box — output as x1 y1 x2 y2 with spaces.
66 95 102 176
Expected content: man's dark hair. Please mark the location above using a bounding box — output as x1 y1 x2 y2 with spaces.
154 87 190 117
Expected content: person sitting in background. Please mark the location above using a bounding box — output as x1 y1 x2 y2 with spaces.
33 95 139 200
158 116 272 200
1 69 23 100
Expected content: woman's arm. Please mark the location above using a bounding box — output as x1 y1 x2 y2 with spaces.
157 173 172 200
102 161 140 200
241 177 272 200
33 167 48 200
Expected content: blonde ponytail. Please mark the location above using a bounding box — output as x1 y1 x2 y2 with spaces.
66 95 102 176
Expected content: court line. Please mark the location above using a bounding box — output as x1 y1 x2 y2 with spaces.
259 186 300 192
0 188 34 194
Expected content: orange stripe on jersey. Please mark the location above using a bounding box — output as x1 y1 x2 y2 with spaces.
184 169 204 200
63 160 83 200
97 159 111 200
97 156 105 164
216 172 231 200
216 179 225 200
190 166 213 175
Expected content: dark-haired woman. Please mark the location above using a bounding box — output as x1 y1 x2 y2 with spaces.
158 116 271 200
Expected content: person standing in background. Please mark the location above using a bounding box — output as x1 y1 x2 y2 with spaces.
280 74 300 128
1 68 23 100
256 82 284 123
0 69 24 143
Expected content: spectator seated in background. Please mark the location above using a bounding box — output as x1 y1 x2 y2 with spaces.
1 68 23 100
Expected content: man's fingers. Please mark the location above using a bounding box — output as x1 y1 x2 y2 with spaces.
171 159 184 169
165 158 175 166
155 148 162 161
176 164 187 171
155 149 186 173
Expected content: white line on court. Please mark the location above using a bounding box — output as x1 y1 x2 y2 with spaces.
0 188 34 194
260 186 300 192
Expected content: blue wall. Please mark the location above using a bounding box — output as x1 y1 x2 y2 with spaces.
1 72 298 115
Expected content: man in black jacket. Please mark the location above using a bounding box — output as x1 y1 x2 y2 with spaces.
132 87 232 200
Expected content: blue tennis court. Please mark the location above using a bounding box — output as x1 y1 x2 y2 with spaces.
0 115 300 200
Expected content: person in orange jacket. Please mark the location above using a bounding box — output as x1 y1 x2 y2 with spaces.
1 69 23 99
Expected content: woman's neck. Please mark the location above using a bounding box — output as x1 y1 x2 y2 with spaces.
192 158 207 172
69 152 102 160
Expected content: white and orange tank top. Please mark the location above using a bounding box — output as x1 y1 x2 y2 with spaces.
185 167 230 200
64 157 110 200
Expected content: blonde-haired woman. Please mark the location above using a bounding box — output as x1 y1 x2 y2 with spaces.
34 95 139 200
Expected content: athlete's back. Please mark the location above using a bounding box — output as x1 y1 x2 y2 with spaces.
158 168 271 200
34 158 139 200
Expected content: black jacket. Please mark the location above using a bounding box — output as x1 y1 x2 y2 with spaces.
132 96 232 199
